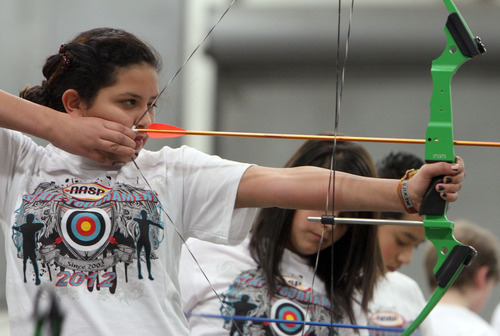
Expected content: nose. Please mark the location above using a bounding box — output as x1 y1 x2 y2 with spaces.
135 108 154 129
398 247 414 265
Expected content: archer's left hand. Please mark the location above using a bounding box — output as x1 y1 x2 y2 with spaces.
408 156 465 212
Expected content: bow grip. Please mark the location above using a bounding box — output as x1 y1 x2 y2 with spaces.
419 174 447 216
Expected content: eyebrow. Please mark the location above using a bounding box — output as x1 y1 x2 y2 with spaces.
117 92 159 101
118 92 141 98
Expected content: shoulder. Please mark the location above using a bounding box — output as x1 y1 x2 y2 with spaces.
377 271 422 292
373 271 426 304
384 271 420 287
139 145 251 169
0 129 46 166
492 303 500 329
0 128 39 151
430 304 497 335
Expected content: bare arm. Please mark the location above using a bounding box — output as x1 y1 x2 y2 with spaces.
235 157 464 212
0 90 136 164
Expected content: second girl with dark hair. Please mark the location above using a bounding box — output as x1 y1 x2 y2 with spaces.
181 139 383 335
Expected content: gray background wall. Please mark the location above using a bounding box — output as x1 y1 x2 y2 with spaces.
0 0 498 331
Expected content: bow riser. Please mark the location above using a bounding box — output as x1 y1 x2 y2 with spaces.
426 16 476 164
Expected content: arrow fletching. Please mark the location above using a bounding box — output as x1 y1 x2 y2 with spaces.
144 123 187 139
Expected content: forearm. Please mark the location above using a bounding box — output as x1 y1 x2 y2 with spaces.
0 89 60 142
236 166 403 212
0 89 137 164
335 173 401 212
236 160 464 212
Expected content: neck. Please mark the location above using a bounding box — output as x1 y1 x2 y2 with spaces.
440 286 478 313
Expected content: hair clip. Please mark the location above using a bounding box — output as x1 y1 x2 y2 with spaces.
59 43 67 55
60 55 71 71
58 44 71 71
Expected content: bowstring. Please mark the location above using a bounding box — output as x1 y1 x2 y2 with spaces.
131 1 244 334
303 0 355 334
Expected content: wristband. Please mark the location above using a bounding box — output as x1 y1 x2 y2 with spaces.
397 169 419 214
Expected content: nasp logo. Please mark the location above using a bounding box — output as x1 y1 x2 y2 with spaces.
63 183 110 201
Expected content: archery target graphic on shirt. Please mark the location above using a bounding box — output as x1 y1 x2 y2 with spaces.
61 208 111 252
270 299 309 336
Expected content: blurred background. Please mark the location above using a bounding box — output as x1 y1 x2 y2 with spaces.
0 0 499 334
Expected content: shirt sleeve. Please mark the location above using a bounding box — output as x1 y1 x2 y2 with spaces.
168 146 258 245
0 129 42 220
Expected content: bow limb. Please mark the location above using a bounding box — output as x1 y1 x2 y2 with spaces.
401 1 484 335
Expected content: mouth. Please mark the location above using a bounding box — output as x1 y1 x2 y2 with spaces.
311 232 324 242
312 232 333 246
134 135 147 150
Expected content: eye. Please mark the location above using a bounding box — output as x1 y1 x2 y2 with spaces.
396 238 409 247
121 99 137 106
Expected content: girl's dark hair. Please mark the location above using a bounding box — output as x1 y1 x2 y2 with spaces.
249 138 384 325
377 151 424 220
20 27 161 112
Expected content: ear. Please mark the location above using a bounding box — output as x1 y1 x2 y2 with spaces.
473 265 490 289
61 89 87 116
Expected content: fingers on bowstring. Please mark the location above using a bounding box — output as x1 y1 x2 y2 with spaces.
107 142 137 159
102 121 137 148
94 133 136 162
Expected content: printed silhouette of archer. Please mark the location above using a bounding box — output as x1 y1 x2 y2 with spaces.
133 210 163 280
12 214 45 285
223 294 258 336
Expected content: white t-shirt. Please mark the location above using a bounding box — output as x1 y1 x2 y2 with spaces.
491 303 500 335
0 129 257 336
429 303 497 336
367 271 433 336
180 236 368 336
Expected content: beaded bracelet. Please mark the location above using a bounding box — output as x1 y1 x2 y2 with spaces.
397 169 419 214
